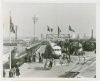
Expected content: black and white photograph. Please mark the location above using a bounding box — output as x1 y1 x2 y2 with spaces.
2 2 96 78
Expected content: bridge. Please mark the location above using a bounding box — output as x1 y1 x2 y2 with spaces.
3 41 45 69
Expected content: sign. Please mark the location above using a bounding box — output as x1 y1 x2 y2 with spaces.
3 43 17 46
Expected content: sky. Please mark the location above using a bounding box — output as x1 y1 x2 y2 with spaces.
2 2 96 39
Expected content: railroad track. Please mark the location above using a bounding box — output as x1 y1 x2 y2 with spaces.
59 57 96 78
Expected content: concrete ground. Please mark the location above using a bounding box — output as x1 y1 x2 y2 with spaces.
4 45 96 78
18 51 96 78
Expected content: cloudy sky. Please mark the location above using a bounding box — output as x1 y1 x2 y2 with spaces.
3 2 96 39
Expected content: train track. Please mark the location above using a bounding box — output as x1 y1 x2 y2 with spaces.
59 56 96 78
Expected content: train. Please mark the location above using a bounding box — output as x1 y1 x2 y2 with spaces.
44 41 62 59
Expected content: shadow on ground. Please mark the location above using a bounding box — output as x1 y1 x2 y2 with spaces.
34 67 45 70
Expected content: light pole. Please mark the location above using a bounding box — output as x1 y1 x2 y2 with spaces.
32 15 38 40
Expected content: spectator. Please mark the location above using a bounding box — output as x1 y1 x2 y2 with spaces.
59 56 63 66
24 57 28 62
33 54 36 62
3 69 6 77
16 67 20 77
9 69 13 78
12 67 16 77
49 60 53 69
38 52 41 63
29 56 31 62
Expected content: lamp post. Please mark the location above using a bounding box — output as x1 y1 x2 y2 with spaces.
32 15 38 41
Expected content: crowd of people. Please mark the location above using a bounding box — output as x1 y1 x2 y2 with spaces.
3 65 20 78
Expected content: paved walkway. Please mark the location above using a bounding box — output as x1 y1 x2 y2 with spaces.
18 51 96 78
4 51 96 78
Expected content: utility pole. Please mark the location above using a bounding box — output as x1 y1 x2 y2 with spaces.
91 29 93 40
15 25 17 45
32 15 38 41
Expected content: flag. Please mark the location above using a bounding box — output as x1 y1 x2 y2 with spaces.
10 16 15 33
58 26 61 36
47 25 53 32
69 25 75 32
51 28 53 32
47 25 50 32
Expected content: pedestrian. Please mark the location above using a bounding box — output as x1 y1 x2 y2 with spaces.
33 54 36 62
44 59 47 69
12 66 16 77
41 53 44 58
38 52 40 62
24 57 28 62
49 59 53 69
95 49 96 54
52 58 56 66
3 69 6 77
9 69 13 78
38 52 41 63
65 55 70 64
41 56 43 63
62 54 65 60
16 67 20 77
59 56 63 66
41 53 44 62
29 56 31 62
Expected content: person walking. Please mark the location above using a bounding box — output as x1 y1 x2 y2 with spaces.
39 53 41 63
59 56 63 66
16 67 20 77
33 54 36 62
12 67 16 77
9 69 13 78
40 56 43 63
44 59 48 69
39 56 42 63
49 59 53 69
3 69 6 77
29 56 31 62
24 57 28 62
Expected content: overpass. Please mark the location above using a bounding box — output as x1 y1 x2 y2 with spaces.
3 41 44 69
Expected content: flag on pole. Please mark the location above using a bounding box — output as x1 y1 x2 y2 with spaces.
58 26 61 36
10 16 15 33
69 25 75 32
47 25 53 32
51 28 53 32
47 25 50 32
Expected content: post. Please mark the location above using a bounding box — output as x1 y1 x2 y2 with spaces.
34 22 35 40
15 25 17 45
91 29 93 40
9 12 12 69
32 15 38 41
9 29 12 69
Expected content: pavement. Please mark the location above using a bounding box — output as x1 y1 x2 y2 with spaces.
4 44 96 78
14 51 95 78
18 50 96 78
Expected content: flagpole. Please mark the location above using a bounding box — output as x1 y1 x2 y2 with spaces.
47 27 49 41
46 26 48 41
57 26 59 38
68 25 70 41
9 11 12 70
15 25 17 46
